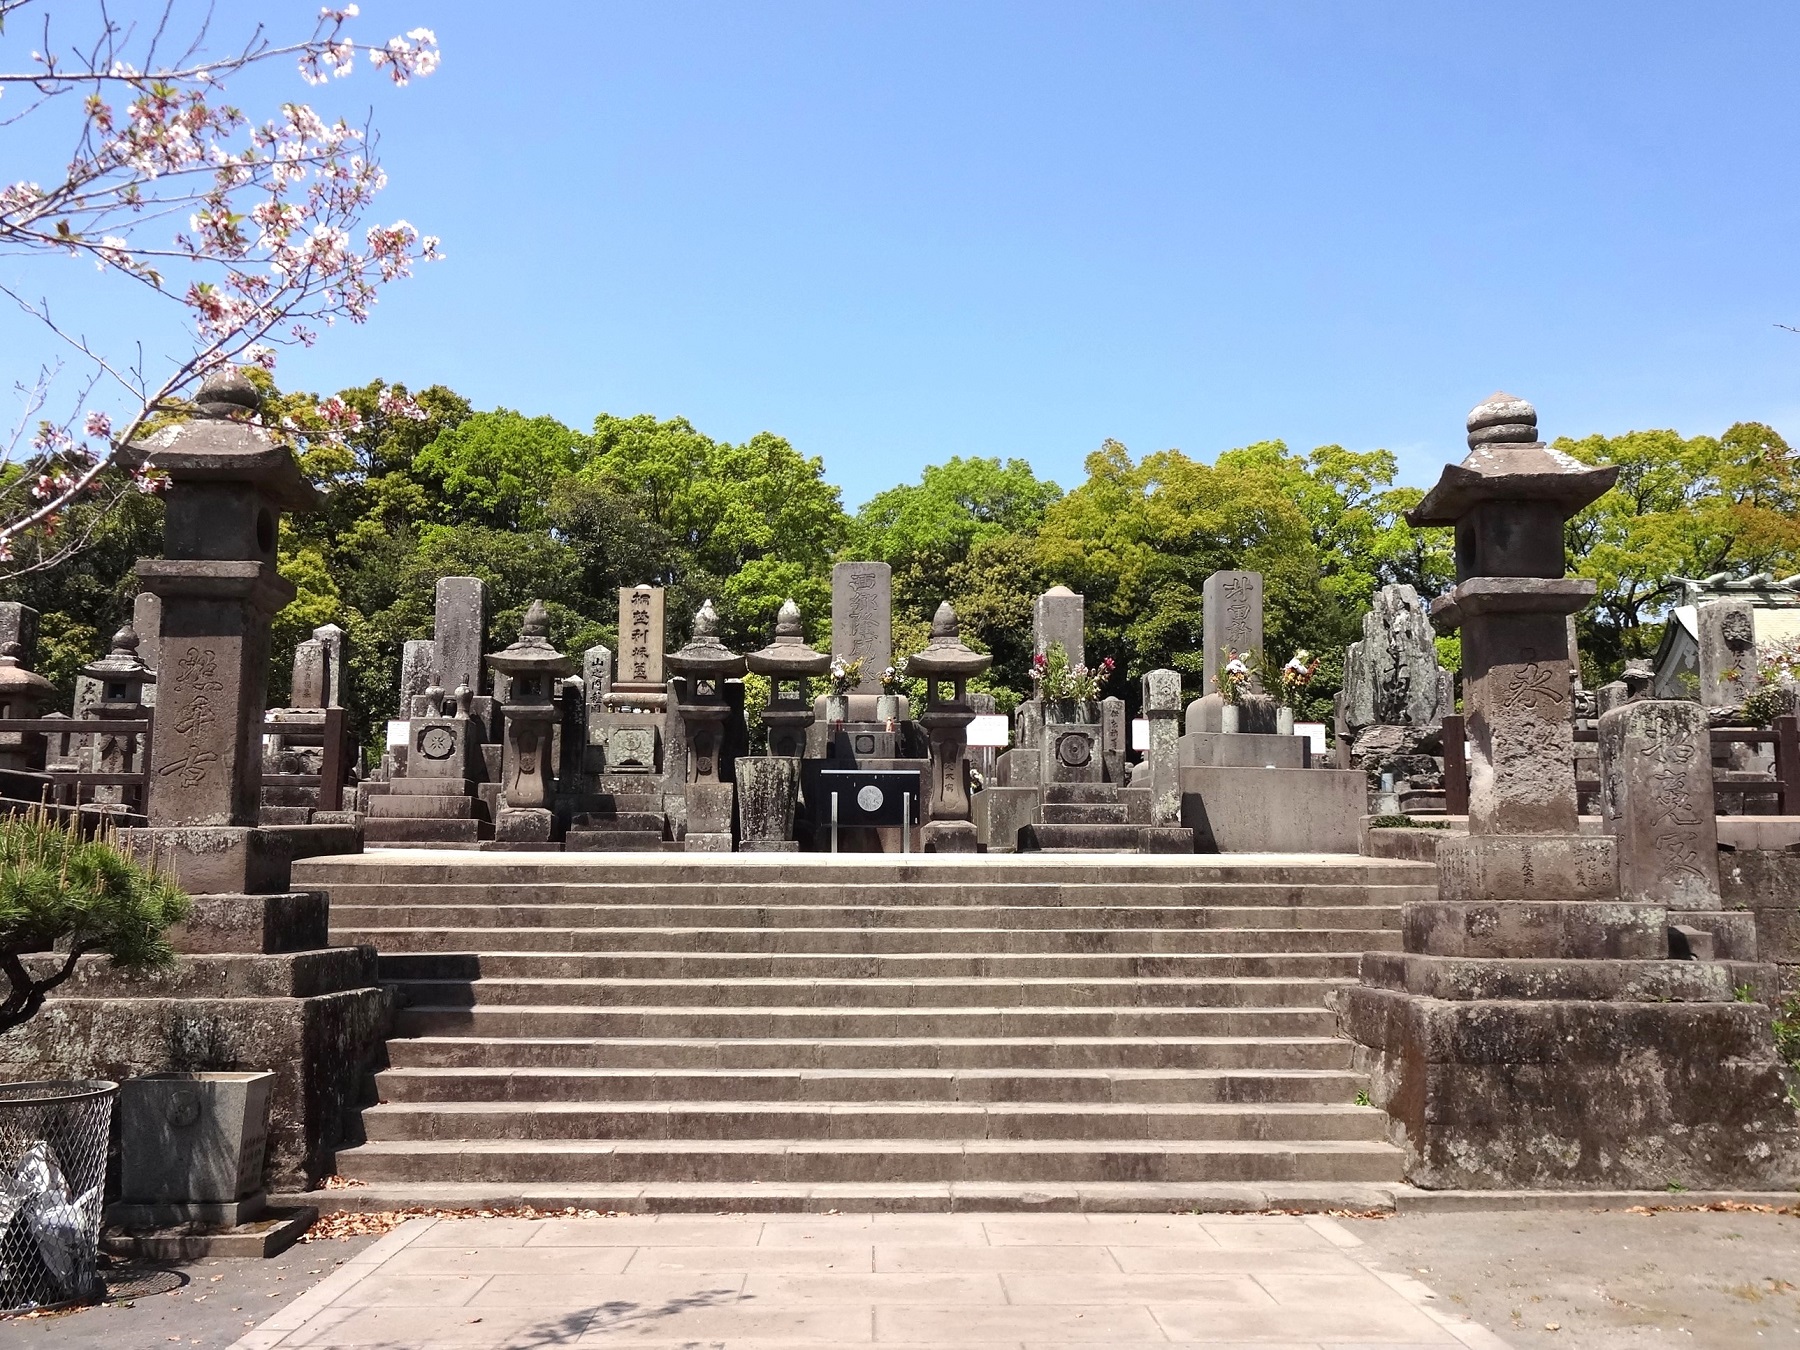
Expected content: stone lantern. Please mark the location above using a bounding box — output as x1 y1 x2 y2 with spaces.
124 367 323 892
746 599 830 758
907 601 991 853
82 624 155 808
741 599 830 850
485 601 574 843
1335 391 1800 1193
0 643 55 772
666 600 745 850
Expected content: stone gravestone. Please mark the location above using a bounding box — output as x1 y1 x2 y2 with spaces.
133 591 162 707
1697 598 1757 709
615 585 666 692
1100 696 1126 784
290 634 327 709
0 602 38 670
1202 571 1262 694
314 622 347 708
1033 586 1084 665
398 639 435 716
1599 699 1721 911
831 562 891 693
432 577 487 697
1142 669 1183 826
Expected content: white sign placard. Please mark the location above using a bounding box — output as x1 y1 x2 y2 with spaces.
1130 717 1149 751
967 714 1011 748
1294 721 1328 758
386 719 411 749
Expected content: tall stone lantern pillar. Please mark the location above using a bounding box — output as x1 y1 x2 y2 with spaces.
667 600 746 851
1336 392 1800 1191
485 601 574 843
741 599 829 851
127 369 325 891
909 602 991 853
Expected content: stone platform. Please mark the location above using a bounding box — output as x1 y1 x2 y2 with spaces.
294 850 1434 1212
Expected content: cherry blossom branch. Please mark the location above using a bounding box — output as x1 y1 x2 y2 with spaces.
0 1 442 571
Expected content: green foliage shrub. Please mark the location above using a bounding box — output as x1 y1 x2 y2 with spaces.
0 808 191 1033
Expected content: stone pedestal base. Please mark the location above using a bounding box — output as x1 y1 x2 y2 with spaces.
495 807 553 843
1138 825 1196 853
1336 978 1800 1190
168 892 329 954
109 1191 268 1229
1402 899 1670 960
922 820 979 853
121 824 362 895
684 833 733 852
738 840 799 852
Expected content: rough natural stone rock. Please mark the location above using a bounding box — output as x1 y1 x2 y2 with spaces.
1343 584 1446 733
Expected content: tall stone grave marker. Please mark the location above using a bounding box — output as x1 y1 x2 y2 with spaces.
1033 585 1084 665
1342 584 1445 732
1697 598 1756 710
398 639 435 716
133 590 162 707
432 577 487 697
615 585 666 694
0 602 38 670
1202 571 1262 694
831 562 891 693
1598 699 1721 910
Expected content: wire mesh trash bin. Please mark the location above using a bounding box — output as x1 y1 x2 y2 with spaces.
0 1079 116 1312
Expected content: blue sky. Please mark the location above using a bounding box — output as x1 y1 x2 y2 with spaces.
8 2 1800 506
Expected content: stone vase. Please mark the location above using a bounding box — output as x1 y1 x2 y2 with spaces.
875 693 899 723
733 756 798 847
825 694 849 725
119 1071 276 1205
1276 705 1295 736
1220 703 1241 734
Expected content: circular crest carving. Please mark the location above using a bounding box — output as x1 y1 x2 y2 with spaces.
1056 732 1092 768
417 725 457 760
856 784 884 813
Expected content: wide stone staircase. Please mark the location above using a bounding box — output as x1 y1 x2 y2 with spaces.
294 852 1433 1211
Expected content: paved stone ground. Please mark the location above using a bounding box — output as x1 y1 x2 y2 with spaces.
9 1208 1800 1348
228 1212 1504 1348
1352 1207 1800 1348
0 1236 378 1350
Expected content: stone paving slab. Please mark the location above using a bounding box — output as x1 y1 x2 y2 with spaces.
225 1212 1510 1349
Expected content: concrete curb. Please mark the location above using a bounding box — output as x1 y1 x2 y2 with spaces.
1393 1187 1800 1213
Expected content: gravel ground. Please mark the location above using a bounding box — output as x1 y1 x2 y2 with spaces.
0 1233 377 1350
1351 1206 1800 1349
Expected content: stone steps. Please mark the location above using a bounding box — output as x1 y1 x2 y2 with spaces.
335 1137 1406 1185
391 1004 1352 1042
320 880 1435 905
359 1100 1390 1143
277 1179 1405 1215
374 1062 1360 1099
385 976 1348 1009
374 951 1365 980
335 925 1404 953
331 903 1410 929
310 852 1416 1207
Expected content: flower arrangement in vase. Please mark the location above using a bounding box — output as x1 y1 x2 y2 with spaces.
1276 649 1318 736
825 655 862 724
1030 643 1111 723
877 658 907 725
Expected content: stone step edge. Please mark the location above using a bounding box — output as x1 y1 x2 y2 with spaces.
339 1138 1401 1155
375 1058 1357 1074
394 1003 1341 1016
361 1099 1380 1115
274 1180 1405 1215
